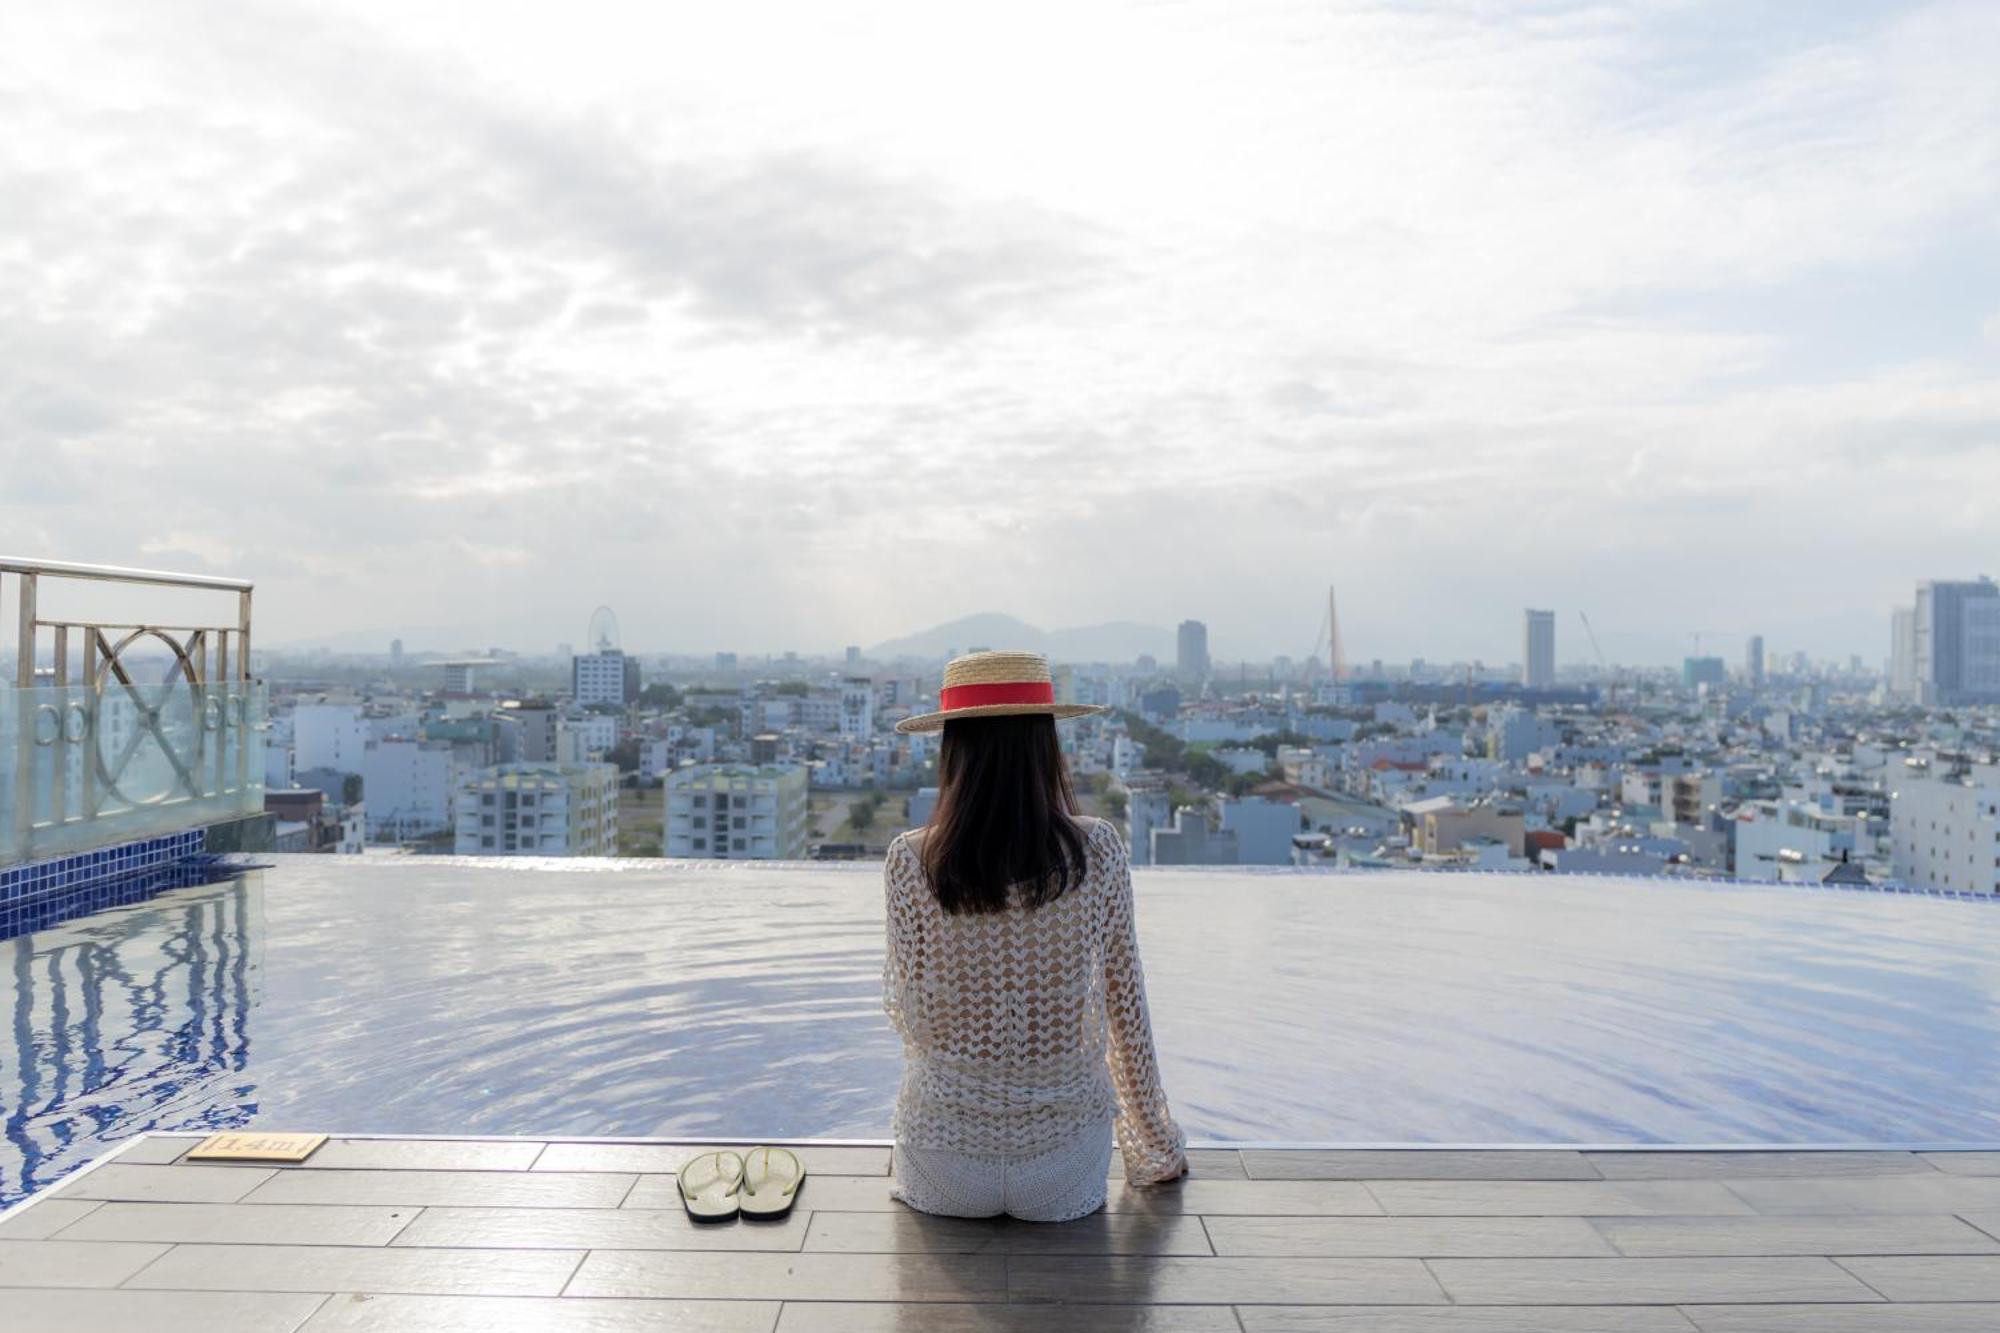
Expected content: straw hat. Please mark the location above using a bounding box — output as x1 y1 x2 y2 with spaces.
895 650 1106 733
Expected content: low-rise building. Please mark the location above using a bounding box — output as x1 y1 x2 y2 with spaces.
1219 795 1302 865
1150 805 1239 865
455 763 620 857
1733 798 1864 883
666 763 809 860
1408 798 1526 858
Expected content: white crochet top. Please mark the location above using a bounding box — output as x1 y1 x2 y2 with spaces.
883 815 1188 1185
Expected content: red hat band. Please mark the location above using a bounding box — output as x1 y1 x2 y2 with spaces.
937 680 1055 711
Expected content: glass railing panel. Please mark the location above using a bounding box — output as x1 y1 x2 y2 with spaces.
1 680 268 866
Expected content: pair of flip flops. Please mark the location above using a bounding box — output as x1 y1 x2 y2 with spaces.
677 1147 805 1222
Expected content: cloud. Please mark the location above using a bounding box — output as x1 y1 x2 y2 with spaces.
1 0 1997 661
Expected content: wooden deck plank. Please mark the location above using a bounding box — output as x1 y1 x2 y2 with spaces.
7 1140 1998 1329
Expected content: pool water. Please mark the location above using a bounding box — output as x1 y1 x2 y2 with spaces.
5 856 1999 1203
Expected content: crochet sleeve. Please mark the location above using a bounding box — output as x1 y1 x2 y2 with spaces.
882 835 922 1038
1098 822 1188 1185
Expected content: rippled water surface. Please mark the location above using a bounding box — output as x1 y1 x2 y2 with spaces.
6 856 1999 1202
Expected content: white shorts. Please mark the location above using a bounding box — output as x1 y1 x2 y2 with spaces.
892 1118 1115 1223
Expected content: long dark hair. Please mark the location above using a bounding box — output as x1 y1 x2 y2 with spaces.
919 714 1088 915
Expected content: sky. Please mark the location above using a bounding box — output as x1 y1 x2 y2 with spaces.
3 0 1997 666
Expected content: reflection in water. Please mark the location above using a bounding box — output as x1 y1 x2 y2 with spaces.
5 858 2000 1206
3 876 261 1202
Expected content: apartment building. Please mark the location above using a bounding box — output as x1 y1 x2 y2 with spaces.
572 649 640 708
665 763 809 860
455 763 620 857
1890 775 2000 894
359 737 456 841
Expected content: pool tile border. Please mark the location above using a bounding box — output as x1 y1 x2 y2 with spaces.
0 830 218 940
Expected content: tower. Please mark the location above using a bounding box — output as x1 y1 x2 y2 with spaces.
1522 609 1555 689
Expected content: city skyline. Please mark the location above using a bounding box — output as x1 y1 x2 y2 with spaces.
5 1 1998 660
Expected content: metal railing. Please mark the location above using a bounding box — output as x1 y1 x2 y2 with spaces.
3 557 264 867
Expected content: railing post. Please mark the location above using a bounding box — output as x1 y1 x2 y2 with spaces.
215 626 228 799
237 587 252 797
14 571 36 858
13 570 32 688
82 628 99 821
51 625 68 828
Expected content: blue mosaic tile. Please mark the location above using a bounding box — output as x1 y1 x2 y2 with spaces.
1 829 235 940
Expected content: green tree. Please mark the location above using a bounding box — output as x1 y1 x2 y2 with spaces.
638 683 682 708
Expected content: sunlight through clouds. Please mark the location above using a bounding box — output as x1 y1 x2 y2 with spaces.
1 0 1996 659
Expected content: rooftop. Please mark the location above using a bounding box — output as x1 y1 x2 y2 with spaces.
4 1135 1999 1329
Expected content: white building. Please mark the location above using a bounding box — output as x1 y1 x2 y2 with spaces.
1277 745 1328 789
566 712 619 761
1212 747 1270 777
455 763 619 856
1487 707 1560 764
263 734 295 790
1732 799 1862 883
665 763 809 860
1522 609 1555 689
840 677 877 739
439 659 492 695
359 738 457 841
293 702 368 773
572 650 639 708
1890 775 2000 895
1889 606 1918 700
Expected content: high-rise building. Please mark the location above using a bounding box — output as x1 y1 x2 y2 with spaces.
1176 620 1209 679
1744 635 1765 688
1889 606 1917 699
573 649 640 708
665 763 809 860
389 638 404 667
1683 656 1727 689
1521 609 1555 689
1914 579 2000 705
455 763 619 856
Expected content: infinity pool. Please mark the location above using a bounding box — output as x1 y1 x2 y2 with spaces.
5 856 1999 1203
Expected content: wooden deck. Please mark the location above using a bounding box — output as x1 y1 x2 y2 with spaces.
3 1137 1999 1329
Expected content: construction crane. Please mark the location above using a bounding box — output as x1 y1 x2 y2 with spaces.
1579 611 1615 709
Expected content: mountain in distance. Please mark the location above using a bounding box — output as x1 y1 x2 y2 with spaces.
868 613 1174 664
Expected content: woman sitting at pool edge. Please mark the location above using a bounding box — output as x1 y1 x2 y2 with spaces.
882 650 1188 1221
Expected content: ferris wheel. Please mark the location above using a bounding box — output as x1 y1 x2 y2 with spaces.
588 605 621 654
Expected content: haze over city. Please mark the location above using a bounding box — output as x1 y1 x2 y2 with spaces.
4 0 1998 662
